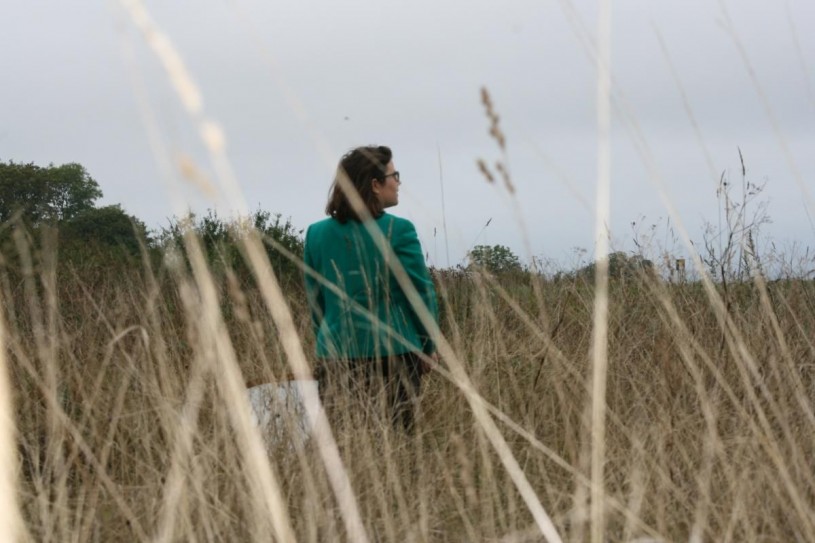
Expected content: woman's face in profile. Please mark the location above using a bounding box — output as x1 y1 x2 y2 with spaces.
374 161 401 209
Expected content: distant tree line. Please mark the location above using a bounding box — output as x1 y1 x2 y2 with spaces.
0 160 304 281
0 161 150 259
1 159 660 285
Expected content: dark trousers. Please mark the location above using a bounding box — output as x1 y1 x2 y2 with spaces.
315 352 424 432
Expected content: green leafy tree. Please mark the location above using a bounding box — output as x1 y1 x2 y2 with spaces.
60 205 149 256
159 209 304 281
0 161 102 224
576 251 654 281
468 244 523 274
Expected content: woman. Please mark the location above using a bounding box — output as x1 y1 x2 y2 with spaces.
304 145 438 431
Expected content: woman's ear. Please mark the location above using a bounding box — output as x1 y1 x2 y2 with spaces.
371 179 381 194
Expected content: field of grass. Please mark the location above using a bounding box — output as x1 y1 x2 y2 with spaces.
2 236 814 541
3 3 813 541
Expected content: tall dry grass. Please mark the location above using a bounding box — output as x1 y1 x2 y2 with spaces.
2 235 814 541
2 1 813 541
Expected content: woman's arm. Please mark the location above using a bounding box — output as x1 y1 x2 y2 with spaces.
393 219 439 355
303 226 325 334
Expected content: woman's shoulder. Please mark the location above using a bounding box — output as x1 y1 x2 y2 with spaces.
376 212 415 232
308 214 415 241
306 217 340 236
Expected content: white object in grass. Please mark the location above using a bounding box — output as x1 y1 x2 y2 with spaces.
246 380 319 449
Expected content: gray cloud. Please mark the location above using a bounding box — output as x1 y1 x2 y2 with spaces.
1 0 812 268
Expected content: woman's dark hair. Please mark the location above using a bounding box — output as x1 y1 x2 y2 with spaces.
326 145 392 223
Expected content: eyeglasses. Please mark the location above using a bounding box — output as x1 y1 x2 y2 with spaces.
382 171 400 182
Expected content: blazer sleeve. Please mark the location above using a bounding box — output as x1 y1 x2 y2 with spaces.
393 219 439 354
303 226 324 335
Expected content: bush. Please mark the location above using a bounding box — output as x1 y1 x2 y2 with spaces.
158 208 304 284
60 205 149 256
467 244 523 274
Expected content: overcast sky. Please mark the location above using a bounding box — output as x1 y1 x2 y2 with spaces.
2 0 813 270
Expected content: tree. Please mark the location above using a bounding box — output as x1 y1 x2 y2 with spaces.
60 205 149 256
575 251 654 281
467 244 523 274
158 209 304 281
0 161 102 224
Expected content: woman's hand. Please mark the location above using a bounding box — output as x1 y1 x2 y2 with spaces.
421 352 439 375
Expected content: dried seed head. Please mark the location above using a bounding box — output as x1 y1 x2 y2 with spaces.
477 159 495 183
495 161 514 194
480 86 492 111
489 125 506 150
176 153 218 198
481 86 505 149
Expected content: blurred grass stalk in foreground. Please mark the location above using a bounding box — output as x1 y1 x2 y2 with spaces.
2 0 814 541
4 218 815 541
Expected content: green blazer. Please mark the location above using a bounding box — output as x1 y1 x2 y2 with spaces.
304 213 438 360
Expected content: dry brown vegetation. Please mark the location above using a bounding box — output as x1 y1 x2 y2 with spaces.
3 233 815 542
3 4 813 541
